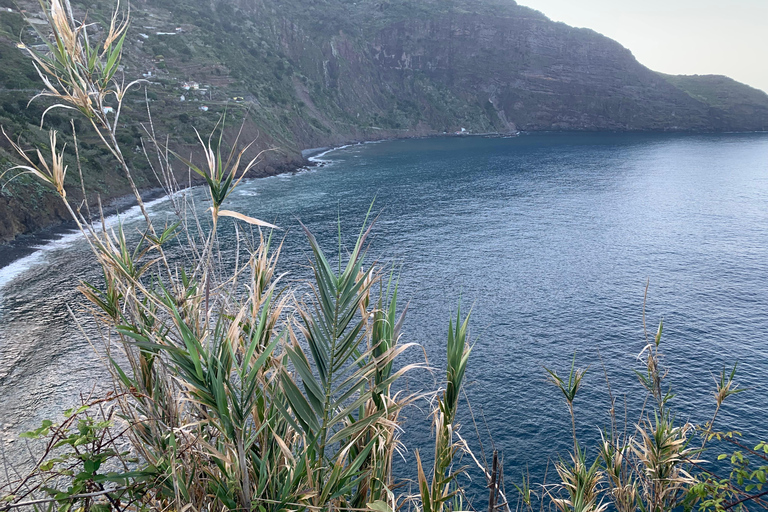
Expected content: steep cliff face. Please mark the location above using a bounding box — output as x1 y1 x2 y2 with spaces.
218 0 766 134
368 15 712 131
0 0 767 242
662 74 768 131
189 0 768 135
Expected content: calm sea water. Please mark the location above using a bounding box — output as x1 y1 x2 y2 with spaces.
2 133 768 498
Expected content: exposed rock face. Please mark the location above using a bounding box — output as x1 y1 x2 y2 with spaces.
369 15 711 131
0 0 767 242
300 7 767 133
661 74 768 131
0 192 71 242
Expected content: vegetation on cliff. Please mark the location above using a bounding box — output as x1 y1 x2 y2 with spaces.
1 0 767 242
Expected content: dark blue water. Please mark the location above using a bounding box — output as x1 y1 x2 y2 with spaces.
2 132 767 499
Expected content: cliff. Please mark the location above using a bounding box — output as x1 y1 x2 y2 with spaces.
0 0 767 242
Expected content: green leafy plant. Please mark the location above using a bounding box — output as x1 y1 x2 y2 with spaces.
416 305 473 512
1 397 152 512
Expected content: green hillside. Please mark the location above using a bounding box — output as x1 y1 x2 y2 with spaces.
0 0 766 242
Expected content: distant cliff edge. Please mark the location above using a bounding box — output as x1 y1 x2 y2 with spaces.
0 0 766 243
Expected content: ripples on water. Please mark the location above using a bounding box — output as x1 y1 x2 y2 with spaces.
1 132 767 495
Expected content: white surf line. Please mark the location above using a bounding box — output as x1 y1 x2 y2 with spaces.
0 193 174 291
307 143 357 165
0 142 372 291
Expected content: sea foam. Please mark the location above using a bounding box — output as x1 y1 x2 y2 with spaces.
0 193 172 291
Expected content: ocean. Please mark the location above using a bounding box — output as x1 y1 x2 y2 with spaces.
2 132 767 499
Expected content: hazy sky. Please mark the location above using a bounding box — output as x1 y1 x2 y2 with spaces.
517 0 768 93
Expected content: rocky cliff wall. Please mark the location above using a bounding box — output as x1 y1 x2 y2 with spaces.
0 0 766 243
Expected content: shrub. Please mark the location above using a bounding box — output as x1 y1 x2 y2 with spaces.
0 2 475 511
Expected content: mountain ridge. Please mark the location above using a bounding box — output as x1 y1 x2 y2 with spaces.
0 0 766 243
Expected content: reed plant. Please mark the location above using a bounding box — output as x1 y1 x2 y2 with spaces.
1 2 765 512
542 300 752 512
415 307 472 512
0 1 479 511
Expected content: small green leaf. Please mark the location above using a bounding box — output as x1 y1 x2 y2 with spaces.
367 500 394 512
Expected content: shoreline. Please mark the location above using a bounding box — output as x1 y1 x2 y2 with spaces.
0 185 169 270
2 129 767 274
0 140 357 274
